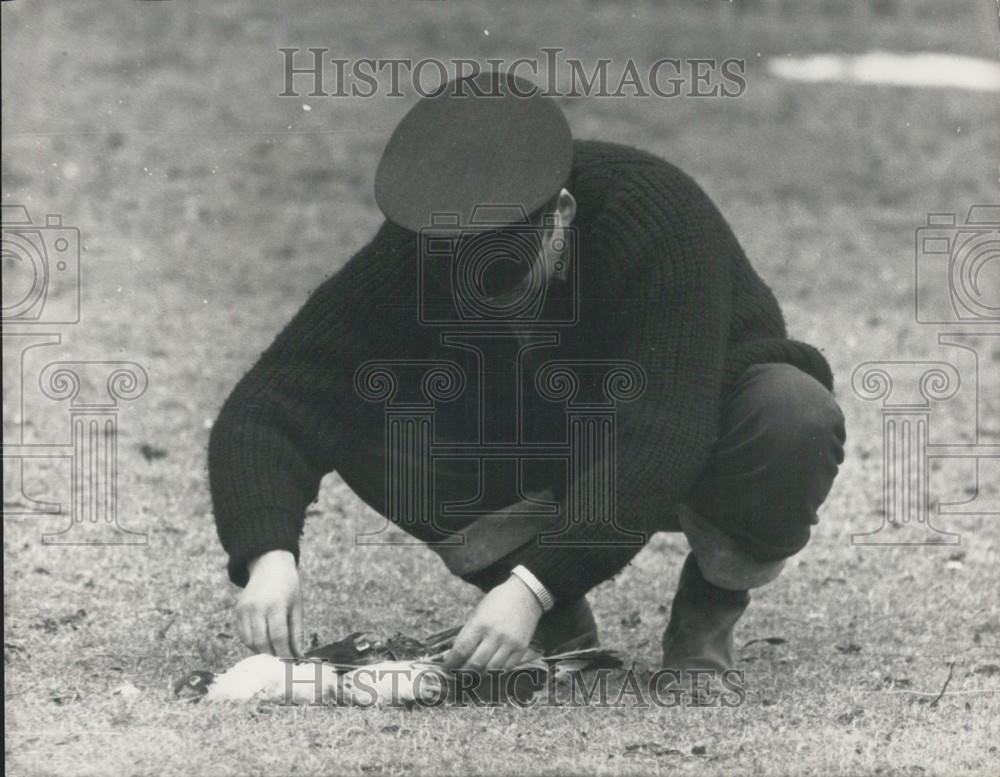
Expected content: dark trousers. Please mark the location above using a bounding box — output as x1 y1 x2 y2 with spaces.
460 362 845 592
680 362 846 562
337 359 845 588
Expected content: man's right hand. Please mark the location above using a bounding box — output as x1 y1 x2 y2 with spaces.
235 549 303 658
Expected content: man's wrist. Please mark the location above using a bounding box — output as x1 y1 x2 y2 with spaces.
246 549 296 577
509 565 556 613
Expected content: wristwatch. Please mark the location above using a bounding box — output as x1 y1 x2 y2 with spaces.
510 565 555 612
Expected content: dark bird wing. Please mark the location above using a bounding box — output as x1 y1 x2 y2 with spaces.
430 646 624 704
305 631 392 665
542 647 624 672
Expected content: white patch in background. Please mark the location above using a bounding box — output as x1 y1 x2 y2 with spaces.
111 681 142 701
767 51 1000 93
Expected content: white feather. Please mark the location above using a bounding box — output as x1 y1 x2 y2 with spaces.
204 654 340 703
339 661 447 707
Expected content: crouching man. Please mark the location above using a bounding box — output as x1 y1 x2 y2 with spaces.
208 71 845 678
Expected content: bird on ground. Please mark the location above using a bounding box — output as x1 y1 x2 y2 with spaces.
173 654 342 704
174 628 621 706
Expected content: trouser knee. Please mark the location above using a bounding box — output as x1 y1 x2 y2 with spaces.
689 363 846 561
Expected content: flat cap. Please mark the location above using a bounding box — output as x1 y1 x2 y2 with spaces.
374 70 573 232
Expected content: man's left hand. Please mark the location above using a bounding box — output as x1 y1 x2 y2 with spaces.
443 575 543 672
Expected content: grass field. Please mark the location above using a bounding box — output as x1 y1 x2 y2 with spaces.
3 2 999 775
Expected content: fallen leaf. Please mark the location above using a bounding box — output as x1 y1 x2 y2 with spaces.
138 443 168 462
836 643 863 654
973 664 1000 677
624 743 681 758
836 707 864 724
743 637 787 648
50 690 81 706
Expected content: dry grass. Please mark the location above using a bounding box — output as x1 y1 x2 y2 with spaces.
3 2 999 775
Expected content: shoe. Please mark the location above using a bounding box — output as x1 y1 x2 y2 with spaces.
661 553 749 672
531 597 599 654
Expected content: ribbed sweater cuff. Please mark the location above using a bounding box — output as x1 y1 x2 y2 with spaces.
505 539 641 604
221 506 303 587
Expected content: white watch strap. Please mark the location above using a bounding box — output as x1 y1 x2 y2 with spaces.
510 565 555 612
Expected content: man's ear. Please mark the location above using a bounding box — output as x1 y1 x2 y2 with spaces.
555 188 577 226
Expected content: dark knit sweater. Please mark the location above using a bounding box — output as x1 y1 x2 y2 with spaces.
209 140 833 601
